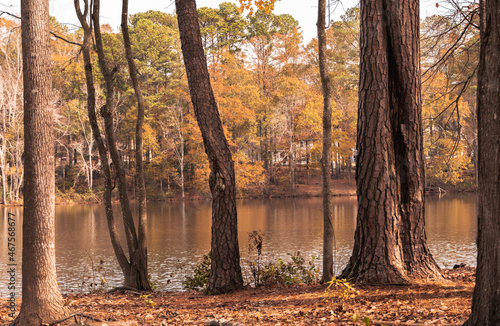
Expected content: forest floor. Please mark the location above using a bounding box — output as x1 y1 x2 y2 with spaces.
1 267 475 325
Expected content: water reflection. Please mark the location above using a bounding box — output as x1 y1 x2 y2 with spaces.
425 194 477 268
0 194 477 295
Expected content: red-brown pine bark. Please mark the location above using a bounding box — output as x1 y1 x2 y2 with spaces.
465 0 500 324
341 0 442 284
175 0 243 294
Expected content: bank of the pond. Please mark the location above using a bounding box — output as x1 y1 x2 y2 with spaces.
1 176 358 207
0 267 474 325
2 172 479 207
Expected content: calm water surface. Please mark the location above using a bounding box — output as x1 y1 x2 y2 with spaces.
0 194 477 296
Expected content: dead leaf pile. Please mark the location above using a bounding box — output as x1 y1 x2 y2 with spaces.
1 267 474 325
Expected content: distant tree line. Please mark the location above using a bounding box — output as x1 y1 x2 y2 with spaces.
0 2 479 205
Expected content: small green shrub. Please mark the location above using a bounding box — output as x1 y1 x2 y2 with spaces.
184 240 320 291
247 230 320 287
182 252 211 291
260 251 320 286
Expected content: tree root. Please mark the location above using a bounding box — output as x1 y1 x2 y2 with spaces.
105 286 142 295
48 313 104 325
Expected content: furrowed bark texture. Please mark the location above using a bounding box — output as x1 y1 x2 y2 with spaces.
17 0 68 323
341 0 441 284
175 0 243 294
317 0 334 282
465 0 500 324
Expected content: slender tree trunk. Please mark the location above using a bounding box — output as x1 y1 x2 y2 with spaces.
1 103 7 204
121 0 151 291
16 0 68 323
89 129 93 190
318 0 334 283
93 0 151 290
175 0 243 294
93 0 137 263
465 0 500 324
289 123 295 192
340 0 441 284
0 146 7 204
74 0 151 291
306 140 310 185
74 0 130 279
1 161 6 204
9 153 14 201
180 140 185 199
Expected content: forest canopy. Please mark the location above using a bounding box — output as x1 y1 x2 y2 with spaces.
0 3 478 204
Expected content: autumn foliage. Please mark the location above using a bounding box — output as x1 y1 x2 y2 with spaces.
0 3 478 204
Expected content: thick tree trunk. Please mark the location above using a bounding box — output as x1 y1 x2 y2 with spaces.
317 0 334 283
16 0 69 323
465 1 500 324
340 0 441 284
175 0 243 294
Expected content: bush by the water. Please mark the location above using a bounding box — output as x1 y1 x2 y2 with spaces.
183 232 320 291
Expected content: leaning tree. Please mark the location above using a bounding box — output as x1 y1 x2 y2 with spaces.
340 0 442 284
175 0 243 294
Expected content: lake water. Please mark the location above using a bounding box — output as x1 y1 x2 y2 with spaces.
0 194 477 296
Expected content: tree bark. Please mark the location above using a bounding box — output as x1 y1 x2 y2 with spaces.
340 0 442 284
74 0 151 291
465 0 500 324
16 0 69 323
175 0 243 294
317 0 334 283
121 0 150 292
93 0 152 291
74 0 131 282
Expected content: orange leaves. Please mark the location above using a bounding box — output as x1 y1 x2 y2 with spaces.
0 267 472 325
238 0 280 15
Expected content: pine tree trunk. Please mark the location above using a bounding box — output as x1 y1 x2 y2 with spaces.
340 0 441 284
175 0 243 294
465 0 500 324
16 0 69 323
318 0 334 283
